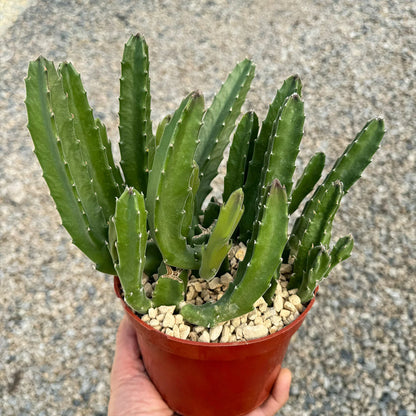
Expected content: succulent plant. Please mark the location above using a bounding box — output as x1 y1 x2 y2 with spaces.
25 34 385 328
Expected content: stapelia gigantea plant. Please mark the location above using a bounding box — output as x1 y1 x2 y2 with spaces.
25 34 385 328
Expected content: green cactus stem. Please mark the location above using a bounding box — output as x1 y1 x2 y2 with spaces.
59 62 121 221
25 57 114 274
288 152 325 214
26 35 385 333
194 59 255 214
149 114 171 171
181 180 288 327
113 187 152 313
223 111 259 203
147 91 204 269
262 270 279 306
201 198 221 229
325 234 354 277
290 180 343 289
263 93 305 195
288 118 385 270
181 162 200 239
143 241 163 276
296 246 331 303
96 118 124 191
119 34 153 194
152 269 188 308
199 188 244 280
239 75 302 242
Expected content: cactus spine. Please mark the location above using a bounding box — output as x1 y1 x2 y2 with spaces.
26 35 385 330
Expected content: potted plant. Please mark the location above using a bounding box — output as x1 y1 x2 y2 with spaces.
25 34 384 416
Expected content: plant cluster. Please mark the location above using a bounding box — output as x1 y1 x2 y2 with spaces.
25 34 384 328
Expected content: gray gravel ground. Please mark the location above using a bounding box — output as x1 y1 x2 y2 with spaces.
1 0 415 415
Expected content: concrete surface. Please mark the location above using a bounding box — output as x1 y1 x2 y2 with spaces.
0 0 415 415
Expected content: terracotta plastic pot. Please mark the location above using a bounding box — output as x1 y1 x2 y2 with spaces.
114 276 315 416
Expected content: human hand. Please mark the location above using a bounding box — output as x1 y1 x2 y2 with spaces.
108 315 291 416
108 315 173 416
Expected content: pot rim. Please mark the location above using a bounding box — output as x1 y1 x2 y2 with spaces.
114 275 316 348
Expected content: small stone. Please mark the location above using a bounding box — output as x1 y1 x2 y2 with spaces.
149 319 160 327
274 295 284 312
280 264 292 274
142 273 149 284
195 296 204 305
280 309 291 319
264 319 272 329
259 302 268 313
159 305 176 314
194 326 205 334
284 301 297 313
210 325 223 341
148 308 157 319
236 326 244 340
201 289 210 299
275 282 282 295
254 316 263 325
189 332 198 342
208 277 221 290
253 297 266 308
141 314 150 323
264 308 277 319
271 315 283 327
165 328 174 336
220 273 233 286
220 325 231 343
144 282 153 297
193 281 202 292
288 288 298 295
235 247 246 261
231 317 241 327
179 324 191 340
175 314 184 325
162 313 175 328
289 294 304 312
149 319 161 330
243 325 268 340
248 310 258 320
186 286 197 301
296 304 305 313
172 324 180 338
199 330 210 343
283 312 298 325
157 313 165 322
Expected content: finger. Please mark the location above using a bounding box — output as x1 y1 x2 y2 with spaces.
111 315 145 384
258 368 292 415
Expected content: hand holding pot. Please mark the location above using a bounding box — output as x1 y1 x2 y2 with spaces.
108 316 292 416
